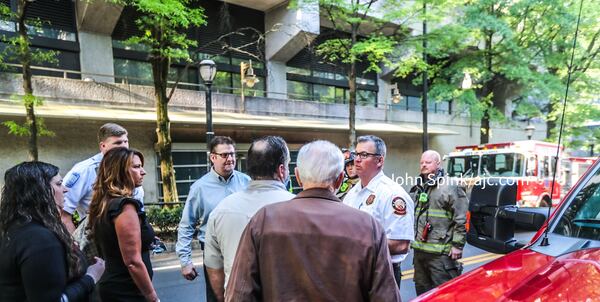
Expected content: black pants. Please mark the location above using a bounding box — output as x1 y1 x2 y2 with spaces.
413 250 462 296
392 262 402 289
201 242 217 302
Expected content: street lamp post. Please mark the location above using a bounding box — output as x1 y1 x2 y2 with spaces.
199 59 217 170
422 0 429 152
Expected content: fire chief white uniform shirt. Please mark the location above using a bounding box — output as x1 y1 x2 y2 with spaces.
344 171 415 263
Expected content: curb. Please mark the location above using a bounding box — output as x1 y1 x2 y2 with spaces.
160 240 202 253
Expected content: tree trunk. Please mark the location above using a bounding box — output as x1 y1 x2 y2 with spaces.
152 56 179 204
17 1 37 161
348 26 358 148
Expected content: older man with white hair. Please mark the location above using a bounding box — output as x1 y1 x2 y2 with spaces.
226 140 400 302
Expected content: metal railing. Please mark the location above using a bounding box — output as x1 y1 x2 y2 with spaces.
2 63 461 114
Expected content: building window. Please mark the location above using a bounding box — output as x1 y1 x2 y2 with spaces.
287 80 312 100
114 58 153 85
212 70 265 97
0 0 77 41
286 66 377 105
114 58 199 89
357 89 376 106
391 95 452 114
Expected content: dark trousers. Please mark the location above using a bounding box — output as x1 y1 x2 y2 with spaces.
201 242 217 302
392 262 402 289
413 250 462 296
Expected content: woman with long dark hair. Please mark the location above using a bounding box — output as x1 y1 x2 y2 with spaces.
88 147 159 302
0 161 105 302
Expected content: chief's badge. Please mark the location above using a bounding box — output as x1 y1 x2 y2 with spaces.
392 197 406 216
366 194 376 205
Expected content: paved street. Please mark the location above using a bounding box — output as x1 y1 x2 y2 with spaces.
150 235 534 302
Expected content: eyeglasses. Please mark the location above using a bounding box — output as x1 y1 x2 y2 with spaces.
351 151 381 159
212 152 236 159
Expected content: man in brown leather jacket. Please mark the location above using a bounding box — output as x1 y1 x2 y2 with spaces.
410 150 469 296
226 140 400 302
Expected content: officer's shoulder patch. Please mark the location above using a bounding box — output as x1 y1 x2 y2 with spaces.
65 172 81 188
391 196 407 216
366 194 376 205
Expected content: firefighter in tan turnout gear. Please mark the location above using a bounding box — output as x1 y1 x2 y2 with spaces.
410 150 469 295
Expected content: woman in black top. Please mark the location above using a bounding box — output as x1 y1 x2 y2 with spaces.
0 161 105 302
88 147 159 302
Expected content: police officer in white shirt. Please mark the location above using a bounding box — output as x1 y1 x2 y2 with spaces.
60 123 144 233
343 135 414 289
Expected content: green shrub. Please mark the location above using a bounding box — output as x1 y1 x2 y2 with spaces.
146 205 183 239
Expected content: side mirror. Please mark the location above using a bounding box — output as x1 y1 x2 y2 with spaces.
467 178 547 254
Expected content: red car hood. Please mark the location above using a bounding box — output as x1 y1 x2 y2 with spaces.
414 248 600 301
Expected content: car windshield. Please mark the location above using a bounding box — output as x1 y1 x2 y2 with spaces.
480 153 524 177
553 164 600 240
447 155 479 177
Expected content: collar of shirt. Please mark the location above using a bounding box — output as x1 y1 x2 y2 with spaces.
247 179 287 192
210 168 236 184
295 187 340 203
358 170 385 193
92 152 103 164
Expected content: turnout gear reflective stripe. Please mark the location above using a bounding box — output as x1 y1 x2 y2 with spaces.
427 209 453 219
415 207 453 219
411 241 452 254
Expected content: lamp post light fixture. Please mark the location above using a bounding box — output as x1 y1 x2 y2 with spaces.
240 60 259 112
199 59 217 167
391 83 402 104
525 123 536 140
461 71 473 90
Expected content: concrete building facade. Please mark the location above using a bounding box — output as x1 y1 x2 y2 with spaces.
0 0 546 201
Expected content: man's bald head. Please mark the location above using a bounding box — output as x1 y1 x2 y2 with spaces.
420 150 442 176
247 136 289 180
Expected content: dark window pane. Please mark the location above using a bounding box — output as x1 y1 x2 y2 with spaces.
357 90 376 106
214 71 233 94
114 58 153 85
313 84 336 103
335 87 347 104
287 81 311 100
172 151 207 165
437 101 450 114
407 96 421 111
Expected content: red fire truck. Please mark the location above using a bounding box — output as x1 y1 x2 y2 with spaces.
562 156 597 194
446 140 563 207
413 155 600 302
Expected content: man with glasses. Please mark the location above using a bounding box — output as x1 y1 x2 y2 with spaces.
204 136 295 301
343 135 414 289
176 136 250 302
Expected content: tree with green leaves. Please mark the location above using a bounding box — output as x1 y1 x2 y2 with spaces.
525 0 600 146
124 0 206 203
291 0 403 147
396 0 599 146
411 0 544 144
0 1 56 160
